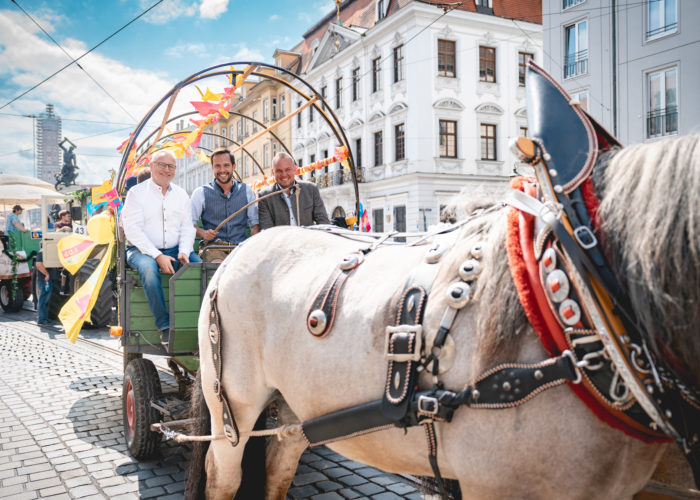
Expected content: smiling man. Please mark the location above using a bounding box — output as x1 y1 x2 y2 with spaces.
258 152 329 230
190 148 259 260
122 149 201 347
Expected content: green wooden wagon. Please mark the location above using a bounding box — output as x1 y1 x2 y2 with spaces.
118 251 219 459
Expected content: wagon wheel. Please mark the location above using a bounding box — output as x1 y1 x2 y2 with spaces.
123 358 162 459
123 351 143 370
0 279 25 312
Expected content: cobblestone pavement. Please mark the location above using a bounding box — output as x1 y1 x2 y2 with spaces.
0 312 424 499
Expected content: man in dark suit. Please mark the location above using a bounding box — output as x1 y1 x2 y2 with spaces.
258 152 330 229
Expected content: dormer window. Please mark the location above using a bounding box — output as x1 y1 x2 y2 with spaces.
377 0 386 21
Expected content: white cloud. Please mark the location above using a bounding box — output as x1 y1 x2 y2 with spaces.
164 42 208 58
269 14 279 21
0 10 217 184
199 0 229 19
232 45 265 63
141 0 197 24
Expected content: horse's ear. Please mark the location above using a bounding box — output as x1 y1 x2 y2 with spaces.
526 61 619 193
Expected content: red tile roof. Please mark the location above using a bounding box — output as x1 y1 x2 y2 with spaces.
288 0 541 74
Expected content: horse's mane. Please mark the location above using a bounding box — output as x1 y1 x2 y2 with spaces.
596 134 700 386
459 134 700 386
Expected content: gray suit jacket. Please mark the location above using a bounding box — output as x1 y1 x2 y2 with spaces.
258 181 330 230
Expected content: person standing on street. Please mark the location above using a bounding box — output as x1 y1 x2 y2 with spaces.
6 205 28 233
122 149 201 347
34 251 54 325
190 148 259 261
257 152 330 229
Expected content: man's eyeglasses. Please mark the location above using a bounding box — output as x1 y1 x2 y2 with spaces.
154 161 177 171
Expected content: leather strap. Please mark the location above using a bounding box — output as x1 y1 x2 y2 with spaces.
307 252 363 337
209 288 240 446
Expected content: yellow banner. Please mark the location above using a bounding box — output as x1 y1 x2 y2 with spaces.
60 241 114 343
58 212 116 342
56 213 114 275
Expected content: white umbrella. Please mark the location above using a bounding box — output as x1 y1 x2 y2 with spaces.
0 184 66 207
0 174 55 189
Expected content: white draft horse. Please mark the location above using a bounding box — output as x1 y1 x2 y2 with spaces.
185 134 700 499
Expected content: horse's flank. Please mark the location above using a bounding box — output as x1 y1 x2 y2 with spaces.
190 134 700 499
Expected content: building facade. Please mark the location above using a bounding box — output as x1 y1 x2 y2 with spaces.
36 104 62 184
542 0 700 145
290 0 542 232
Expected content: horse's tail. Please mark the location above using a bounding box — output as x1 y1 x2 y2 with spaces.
185 371 209 500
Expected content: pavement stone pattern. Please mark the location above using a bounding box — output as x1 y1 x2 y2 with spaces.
0 312 424 499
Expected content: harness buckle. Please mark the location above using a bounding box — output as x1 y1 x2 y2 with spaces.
573 226 598 249
561 350 583 384
384 325 423 362
417 394 439 416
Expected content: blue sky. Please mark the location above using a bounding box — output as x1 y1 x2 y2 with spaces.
0 0 335 183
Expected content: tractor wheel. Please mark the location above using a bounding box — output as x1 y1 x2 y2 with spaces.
47 272 68 320
74 260 115 328
123 358 162 459
0 280 25 312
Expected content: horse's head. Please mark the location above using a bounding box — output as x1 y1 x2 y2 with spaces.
595 135 700 388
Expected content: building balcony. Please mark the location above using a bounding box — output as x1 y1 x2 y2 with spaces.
564 50 588 79
647 106 678 138
315 168 364 189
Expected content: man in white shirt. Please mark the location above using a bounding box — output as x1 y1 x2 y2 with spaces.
122 149 201 346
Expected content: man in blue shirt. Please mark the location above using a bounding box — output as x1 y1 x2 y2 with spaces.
6 205 28 233
190 148 259 262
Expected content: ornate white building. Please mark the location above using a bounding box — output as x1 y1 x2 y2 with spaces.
289 0 542 231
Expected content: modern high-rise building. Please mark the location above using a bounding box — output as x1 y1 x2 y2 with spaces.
36 104 62 183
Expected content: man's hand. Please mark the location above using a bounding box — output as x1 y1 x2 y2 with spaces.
177 253 190 266
43 274 50 282
155 254 176 274
202 229 218 242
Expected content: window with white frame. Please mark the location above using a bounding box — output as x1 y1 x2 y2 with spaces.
647 0 677 39
377 0 386 21
518 52 533 86
264 143 270 168
245 118 250 137
272 97 278 120
394 123 405 161
564 20 588 78
352 67 360 101
393 45 404 83
374 131 383 166
563 0 585 9
237 120 242 141
263 100 269 122
252 111 258 133
438 39 456 78
647 67 678 138
372 57 382 92
439 120 457 158
335 77 343 109
221 127 227 146
279 93 286 117
480 123 497 161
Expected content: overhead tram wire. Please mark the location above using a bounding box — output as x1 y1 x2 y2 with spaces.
0 112 137 126
0 0 165 111
10 0 138 122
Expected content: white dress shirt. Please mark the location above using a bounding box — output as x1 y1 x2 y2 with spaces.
122 178 196 259
282 190 297 226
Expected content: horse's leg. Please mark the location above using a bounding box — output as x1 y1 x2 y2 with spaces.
264 399 307 500
204 400 268 499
